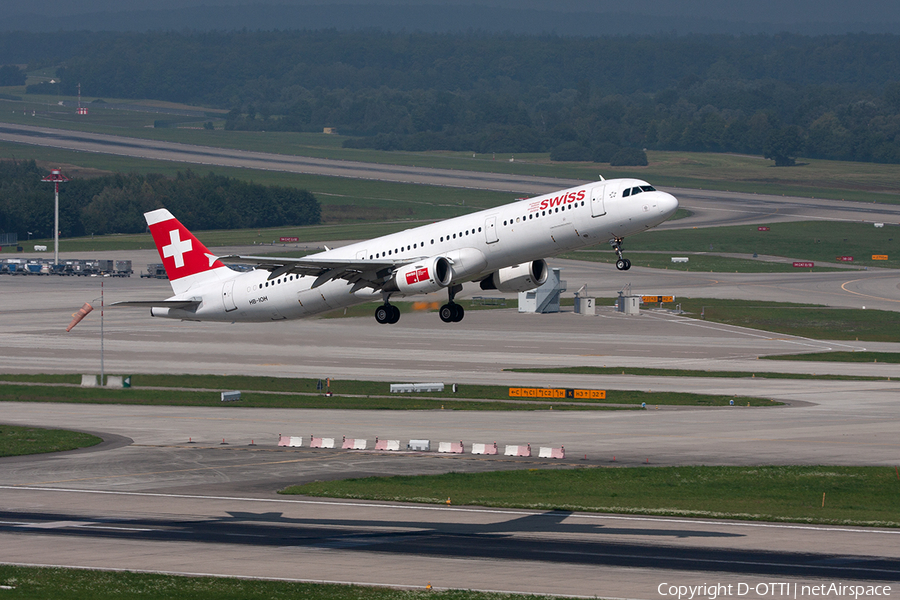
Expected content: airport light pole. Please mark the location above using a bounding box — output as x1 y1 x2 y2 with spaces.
41 168 69 266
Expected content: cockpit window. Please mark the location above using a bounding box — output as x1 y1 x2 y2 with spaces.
622 188 631 197
631 187 643 196
640 185 656 192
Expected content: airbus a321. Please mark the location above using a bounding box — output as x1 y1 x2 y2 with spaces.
115 178 678 324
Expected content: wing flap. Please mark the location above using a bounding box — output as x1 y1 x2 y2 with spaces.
217 254 421 291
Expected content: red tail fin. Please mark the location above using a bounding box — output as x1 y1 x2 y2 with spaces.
145 209 226 289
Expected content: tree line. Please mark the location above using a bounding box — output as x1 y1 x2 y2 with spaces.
8 30 900 164
0 161 320 239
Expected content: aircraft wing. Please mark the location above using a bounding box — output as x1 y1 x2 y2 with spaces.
111 300 201 309
218 254 419 292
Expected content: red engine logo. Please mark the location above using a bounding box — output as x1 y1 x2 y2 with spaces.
406 267 430 285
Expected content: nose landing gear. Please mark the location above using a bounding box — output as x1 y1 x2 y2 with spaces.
611 238 631 271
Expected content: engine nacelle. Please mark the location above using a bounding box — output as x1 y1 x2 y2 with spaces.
385 256 452 294
480 260 549 293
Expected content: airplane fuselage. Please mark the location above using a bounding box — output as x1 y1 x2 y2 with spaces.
147 178 678 322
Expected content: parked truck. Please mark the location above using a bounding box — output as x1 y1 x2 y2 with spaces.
141 263 168 279
114 260 133 277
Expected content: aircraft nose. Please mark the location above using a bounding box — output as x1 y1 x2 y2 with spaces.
659 192 679 218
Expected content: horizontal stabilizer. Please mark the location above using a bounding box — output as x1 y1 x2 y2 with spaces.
111 300 201 309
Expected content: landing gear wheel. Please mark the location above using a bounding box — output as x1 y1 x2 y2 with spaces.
376 304 401 324
388 304 401 324
616 259 627 271
451 303 464 322
375 304 394 325
439 303 455 323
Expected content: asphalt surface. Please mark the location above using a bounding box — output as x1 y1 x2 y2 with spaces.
1 124 900 597
2 270 900 597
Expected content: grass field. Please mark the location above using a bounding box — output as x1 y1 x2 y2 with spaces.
0 566 538 600
672 298 900 342
2 92 900 204
0 424 101 458
614 220 900 269
281 465 900 527
0 374 772 409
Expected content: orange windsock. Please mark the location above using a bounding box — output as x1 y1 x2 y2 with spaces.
66 303 94 332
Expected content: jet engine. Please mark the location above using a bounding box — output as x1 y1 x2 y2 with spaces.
385 256 452 294
479 259 549 293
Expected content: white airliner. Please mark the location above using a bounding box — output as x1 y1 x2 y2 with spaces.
115 178 678 324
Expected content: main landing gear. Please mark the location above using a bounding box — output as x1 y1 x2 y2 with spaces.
374 285 466 325
611 237 631 271
439 284 465 323
374 297 400 324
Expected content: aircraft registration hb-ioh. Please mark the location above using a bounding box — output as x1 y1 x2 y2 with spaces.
114 178 678 324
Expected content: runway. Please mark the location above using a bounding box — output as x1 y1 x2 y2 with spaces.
2 125 900 596
1 486 898 598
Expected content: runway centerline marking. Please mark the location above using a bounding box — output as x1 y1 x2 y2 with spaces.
841 275 900 304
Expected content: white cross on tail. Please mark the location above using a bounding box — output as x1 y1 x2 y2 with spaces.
162 229 192 268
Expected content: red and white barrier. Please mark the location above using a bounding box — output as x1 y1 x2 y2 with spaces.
438 441 464 454
538 446 565 459
342 437 367 450
471 442 498 455
309 437 335 449
278 435 303 447
504 444 531 457
374 438 401 451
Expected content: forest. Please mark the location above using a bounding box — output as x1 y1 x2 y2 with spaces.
5 30 900 163
0 161 321 239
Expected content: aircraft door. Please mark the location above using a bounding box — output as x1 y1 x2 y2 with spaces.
485 216 498 243
356 249 367 260
222 279 237 312
591 185 607 217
